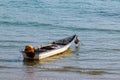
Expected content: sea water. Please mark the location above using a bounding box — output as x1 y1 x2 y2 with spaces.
0 0 120 80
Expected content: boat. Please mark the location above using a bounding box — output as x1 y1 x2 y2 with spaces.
21 34 78 60
23 49 72 66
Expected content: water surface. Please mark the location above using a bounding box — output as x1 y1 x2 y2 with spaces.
0 0 120 80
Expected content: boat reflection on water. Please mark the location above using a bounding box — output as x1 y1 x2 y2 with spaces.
22 47 106 78
23 48 72 66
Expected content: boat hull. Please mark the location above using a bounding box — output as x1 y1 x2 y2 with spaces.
22 43 71 60
38 43 71 59
22 35 76 60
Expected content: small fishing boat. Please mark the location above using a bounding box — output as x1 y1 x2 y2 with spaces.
22 35 78 60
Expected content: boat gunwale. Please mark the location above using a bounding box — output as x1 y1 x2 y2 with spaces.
22 35 76 59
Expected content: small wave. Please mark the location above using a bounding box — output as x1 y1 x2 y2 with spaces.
57 26 120 33
0 21 54 27
0 45 20 49
38 66 107 75
1 20 120 34
0 40 34 43
0 66 16 69
0 65 22 70
0 59 22 63
94 48 120 52
96 10 120 18
0 40 35 49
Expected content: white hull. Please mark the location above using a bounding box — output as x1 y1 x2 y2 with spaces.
22 43 71 60
22 35 77 60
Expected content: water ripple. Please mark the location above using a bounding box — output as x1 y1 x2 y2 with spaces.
37 66 108 75
0 21 53 27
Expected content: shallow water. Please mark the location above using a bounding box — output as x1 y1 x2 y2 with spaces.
0 0 120 80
